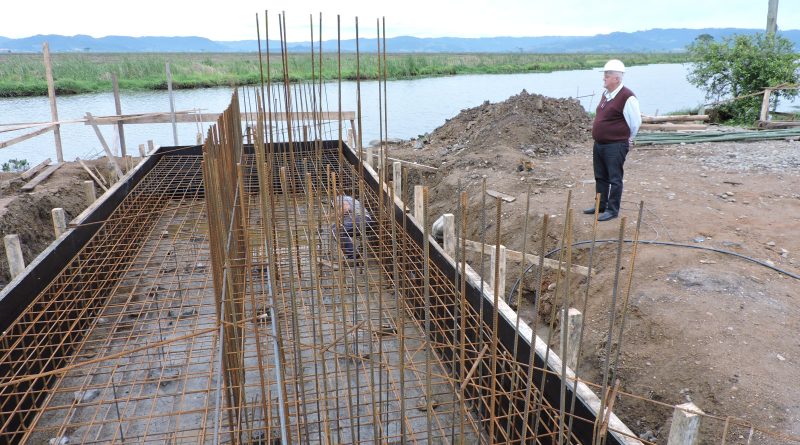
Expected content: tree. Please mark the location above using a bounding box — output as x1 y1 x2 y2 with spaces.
686 33 799 123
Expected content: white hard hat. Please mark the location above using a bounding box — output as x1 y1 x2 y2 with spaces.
602 59 626 72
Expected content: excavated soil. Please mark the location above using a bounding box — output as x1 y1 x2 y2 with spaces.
0 161 109 286
387 91 800 444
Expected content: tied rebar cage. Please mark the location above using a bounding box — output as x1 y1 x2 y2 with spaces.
0 12 653 445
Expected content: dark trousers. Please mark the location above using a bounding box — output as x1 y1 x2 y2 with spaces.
593 141 629 215
334 218 373 259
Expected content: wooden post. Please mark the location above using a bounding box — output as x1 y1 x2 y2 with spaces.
111 72 127 157
667 402 703 445
52 208 67 237
165 62 179 145
346 128 355 148
147 140 155 154
42 42 63 163
138 144 146 157
766 0 779 35
414 185 425 227
489 244 507 300
349 119 357 148
85 112 124 180
443 214 455 257
83 180 96 202
393 162 402 202
559 308 583 369
4 234 25 279
365 146 373 168
759 88 773 122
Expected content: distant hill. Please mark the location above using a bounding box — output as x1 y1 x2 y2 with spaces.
1 28 799 53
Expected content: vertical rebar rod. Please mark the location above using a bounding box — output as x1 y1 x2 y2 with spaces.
488 196 503 443
594 216 628 445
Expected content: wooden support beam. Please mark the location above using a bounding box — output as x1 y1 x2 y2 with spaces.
443 213 455 257
43 42 63 162
83 111 357 126
0 125 55 150
166 62 179 145
20 162 63 192
489 244 507 300
486 189 516 203
4 234 25 279
641 114 709 123
111 73 127 157
414 186 425 227
85 112 124 180
76 158 109 192
640 123 708 132
393 162 402 201
20 158 51 180
667 402 703 445
463 239 590 276
560 308 583 369
51 208 67 237
83 180 96 202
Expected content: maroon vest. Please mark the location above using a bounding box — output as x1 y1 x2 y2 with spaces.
592 86 635 143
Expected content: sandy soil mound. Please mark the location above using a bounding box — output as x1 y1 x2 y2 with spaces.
428 89 592 157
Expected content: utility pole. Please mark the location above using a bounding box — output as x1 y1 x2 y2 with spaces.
766 0 779 35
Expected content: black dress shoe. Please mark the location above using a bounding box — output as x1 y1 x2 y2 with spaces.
583 207 605 215
597 211 618 221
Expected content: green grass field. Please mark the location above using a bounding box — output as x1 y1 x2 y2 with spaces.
0 52 690 97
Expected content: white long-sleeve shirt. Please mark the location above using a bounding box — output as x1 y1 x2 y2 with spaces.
604 83 642 142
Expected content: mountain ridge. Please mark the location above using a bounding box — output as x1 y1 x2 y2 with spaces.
1 28 798 53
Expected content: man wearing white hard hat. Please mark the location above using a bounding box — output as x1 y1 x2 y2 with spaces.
584 59 641 221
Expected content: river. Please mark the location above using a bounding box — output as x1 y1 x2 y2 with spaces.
1 63 798 166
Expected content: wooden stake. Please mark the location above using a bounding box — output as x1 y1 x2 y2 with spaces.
392 162 402 202
759 88 773 122
51 208 67 237
42 42 63 162
443 213 455 257
560 307 583 369
83 180 96 202
414 185 425 227
667 402 703 445
489 244 507 300
4 234 25 279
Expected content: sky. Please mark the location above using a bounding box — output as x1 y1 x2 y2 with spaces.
3 0 797 41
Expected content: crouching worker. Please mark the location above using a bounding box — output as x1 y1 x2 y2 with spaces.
332 195 374 261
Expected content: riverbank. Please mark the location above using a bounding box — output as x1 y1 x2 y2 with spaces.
0 52 689 97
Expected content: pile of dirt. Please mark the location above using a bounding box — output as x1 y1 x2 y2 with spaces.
0 162 101 287
427 89 592 157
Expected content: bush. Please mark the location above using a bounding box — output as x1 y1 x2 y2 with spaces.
686 33 800 124
2 159 30 172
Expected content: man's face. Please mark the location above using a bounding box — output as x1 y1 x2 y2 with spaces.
603 71 621 91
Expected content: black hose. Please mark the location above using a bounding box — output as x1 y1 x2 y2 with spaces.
508 239 800 305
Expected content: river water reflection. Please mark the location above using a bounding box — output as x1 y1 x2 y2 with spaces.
1 63 798 165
